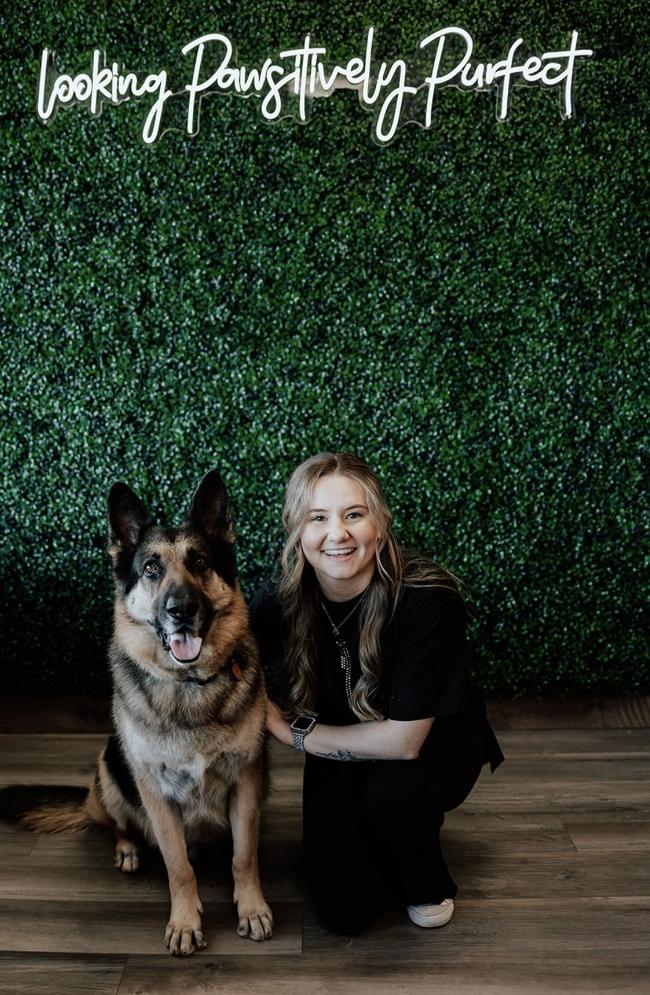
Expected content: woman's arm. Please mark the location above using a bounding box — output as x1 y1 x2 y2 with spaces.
266 700 432 761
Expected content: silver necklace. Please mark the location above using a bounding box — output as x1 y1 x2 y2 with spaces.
320 594 366 709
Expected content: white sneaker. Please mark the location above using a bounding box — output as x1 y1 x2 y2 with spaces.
407 898 454 928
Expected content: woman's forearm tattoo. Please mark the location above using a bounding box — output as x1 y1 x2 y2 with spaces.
315 749 365 762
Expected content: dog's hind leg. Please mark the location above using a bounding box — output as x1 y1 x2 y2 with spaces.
114 829 141 873
92 761 142 873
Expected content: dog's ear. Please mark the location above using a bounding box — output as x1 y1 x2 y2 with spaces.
108 483 152 560
186 470 235 543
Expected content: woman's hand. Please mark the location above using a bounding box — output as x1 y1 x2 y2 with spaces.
266 699 293 747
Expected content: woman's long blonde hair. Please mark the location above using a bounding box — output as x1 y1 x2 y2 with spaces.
277 452 458 721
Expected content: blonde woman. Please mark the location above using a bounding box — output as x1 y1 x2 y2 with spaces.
250 453 503 934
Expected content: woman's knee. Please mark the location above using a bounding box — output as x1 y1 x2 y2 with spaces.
312 898 383 935
305 860 388 934
361 759 437 813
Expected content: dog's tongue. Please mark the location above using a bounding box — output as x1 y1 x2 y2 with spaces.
170 634 203 662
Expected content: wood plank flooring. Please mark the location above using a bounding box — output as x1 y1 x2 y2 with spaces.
0 730 649 994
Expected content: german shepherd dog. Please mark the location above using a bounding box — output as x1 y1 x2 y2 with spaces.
6 471 273 956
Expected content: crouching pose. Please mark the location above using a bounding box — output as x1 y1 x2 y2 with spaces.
251 452 503 934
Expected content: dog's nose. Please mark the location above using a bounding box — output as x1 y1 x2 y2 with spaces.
166 598 198 622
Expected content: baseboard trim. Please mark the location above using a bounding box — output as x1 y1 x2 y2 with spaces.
1 693 649 733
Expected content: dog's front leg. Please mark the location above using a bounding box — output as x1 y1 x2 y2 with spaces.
229 765 273 941
138 782 207 956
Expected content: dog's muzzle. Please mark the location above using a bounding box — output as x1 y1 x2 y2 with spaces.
154 618 204 664
151 591 214 665
168 631 203 663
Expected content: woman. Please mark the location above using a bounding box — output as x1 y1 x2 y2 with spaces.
250 452 504 934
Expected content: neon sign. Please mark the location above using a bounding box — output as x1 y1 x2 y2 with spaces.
36 28 594 146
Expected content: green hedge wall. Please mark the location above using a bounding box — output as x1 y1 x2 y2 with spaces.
1 1 647 696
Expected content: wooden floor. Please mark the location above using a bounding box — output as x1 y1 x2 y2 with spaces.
0 730 649 994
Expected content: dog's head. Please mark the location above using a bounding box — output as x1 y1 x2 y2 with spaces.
108 470 240 677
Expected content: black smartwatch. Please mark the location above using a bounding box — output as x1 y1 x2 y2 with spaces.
290 714 317 752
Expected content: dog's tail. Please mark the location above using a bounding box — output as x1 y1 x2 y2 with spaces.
0 785 94 834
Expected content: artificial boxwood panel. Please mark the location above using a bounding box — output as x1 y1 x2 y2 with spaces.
0 1 647 696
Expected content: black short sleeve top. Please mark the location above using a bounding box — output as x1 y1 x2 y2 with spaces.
249 579 504 772
382 585 482 720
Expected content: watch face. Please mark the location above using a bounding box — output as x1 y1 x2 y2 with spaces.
292 716 315 732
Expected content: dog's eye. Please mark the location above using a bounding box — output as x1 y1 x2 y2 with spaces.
143 561 158 577
195 556 209 571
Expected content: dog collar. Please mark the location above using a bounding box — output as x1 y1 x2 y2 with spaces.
181 656 243 687
184 672 218 687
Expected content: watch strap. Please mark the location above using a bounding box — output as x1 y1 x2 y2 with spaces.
292 727 306 752
290 715 317 752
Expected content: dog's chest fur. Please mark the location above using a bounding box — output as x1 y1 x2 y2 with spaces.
115 685 261 833
128 725 210 804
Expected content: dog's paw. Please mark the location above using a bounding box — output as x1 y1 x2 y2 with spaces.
114 839 140 873
236 900 274 942
165 903 206 956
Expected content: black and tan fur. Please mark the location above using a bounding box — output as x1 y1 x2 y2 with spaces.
12 471 272 956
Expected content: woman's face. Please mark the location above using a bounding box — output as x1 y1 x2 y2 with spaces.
300 473 380 600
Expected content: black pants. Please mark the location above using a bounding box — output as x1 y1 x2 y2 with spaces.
302 718 483 934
